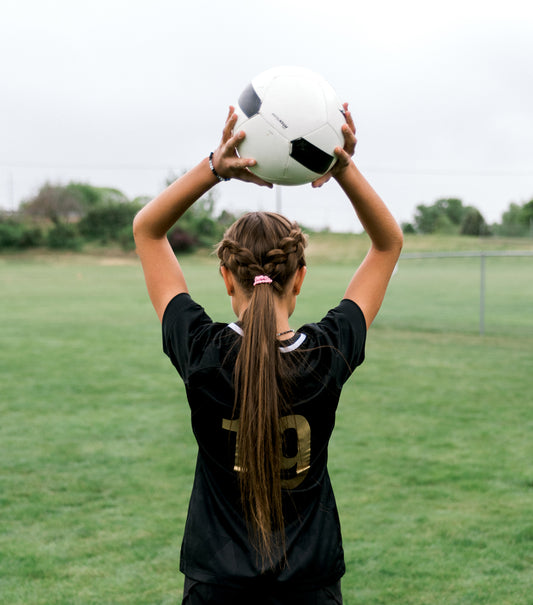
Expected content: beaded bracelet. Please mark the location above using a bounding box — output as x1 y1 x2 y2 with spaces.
209 152 230 182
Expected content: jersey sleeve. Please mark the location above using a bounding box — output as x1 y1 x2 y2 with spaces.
161 292 215 383
312 298 367 388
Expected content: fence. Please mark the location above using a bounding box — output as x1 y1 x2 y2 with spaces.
398 251 533 336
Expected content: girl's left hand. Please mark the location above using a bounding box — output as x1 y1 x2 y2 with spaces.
210 107 273 188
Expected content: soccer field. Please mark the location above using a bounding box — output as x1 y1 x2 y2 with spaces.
1 240 532 604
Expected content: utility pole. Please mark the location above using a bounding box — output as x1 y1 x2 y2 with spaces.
479 253 486 336
8 171 14 211
275 186 282 214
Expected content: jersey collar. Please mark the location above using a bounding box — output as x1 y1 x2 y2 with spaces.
228 322 307 353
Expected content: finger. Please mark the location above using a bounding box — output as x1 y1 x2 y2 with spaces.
345 115 355 136
234 157 257 170
225 128 245 150
334 145 352 163
342 103 356 134
230 158 273 187
221 155 256 175
311 172 332 188
239 169 273 188
341 125 356 154
250 175 274 188
342 102 349 121
222 112 238 143
344 112 355 135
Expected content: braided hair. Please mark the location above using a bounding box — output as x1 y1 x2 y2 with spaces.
217 212 307 294
216 212 307 568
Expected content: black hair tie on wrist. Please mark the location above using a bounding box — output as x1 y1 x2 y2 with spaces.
209 152 231 182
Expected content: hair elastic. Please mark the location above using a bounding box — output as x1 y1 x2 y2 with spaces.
253 275 273 286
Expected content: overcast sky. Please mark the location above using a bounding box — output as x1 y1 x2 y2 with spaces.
1 0 532 231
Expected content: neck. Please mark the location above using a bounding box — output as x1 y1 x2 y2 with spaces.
274 305 293 339
236 295 294 339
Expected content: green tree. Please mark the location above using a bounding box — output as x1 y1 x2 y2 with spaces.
164 172 237 245
413 198 488 235
460 207 490 236
413 203 441 234
496 200 533 237
21 182 133 225
522 200 533 235
21 183 84 224
414 198 466 233
437 198 465 226
78 201 143 244
65 183 131 211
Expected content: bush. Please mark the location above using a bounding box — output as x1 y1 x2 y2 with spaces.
0 221 24 248
0 219 44 249
47 223 82 250
118 225 136 251
460 208 491 236
401 222 416 234
20 183 84 223
175 191 236 245
167 226 198 253
19 225 44 248
78 201 142 244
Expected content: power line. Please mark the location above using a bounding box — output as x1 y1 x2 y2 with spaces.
0 160 176 171
1 160 532 178
362 166 533 177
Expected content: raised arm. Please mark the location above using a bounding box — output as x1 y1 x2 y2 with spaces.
133 159 217 321
313 105 403 328
336 164 403 328
133 107 272 321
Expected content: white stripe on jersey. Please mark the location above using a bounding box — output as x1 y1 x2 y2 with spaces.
228 322 243 336
279 333 307 353
227 323 307 353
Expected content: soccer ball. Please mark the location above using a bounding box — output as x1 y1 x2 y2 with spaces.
233 66 346 186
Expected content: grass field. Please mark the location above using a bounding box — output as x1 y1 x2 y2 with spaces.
1 235 532 604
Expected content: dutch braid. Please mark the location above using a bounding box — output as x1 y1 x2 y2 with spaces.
217 219 307 295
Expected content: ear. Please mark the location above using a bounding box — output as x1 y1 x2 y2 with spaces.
220 266 235 296
293 266 307 295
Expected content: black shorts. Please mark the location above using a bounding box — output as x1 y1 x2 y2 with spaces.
182 576 343 605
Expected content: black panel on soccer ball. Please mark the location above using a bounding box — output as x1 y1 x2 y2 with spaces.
238 83 262 118
290 138 334 174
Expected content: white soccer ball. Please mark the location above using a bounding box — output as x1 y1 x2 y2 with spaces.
233 66 346 186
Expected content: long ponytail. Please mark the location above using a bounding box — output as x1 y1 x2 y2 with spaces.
237 280 285 563
217 212 307 568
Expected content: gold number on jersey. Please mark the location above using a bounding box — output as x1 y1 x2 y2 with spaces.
222 414 311 488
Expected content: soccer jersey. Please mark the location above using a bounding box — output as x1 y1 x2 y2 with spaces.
162 293 366 589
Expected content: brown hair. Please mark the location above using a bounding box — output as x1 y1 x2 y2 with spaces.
216 211 307 567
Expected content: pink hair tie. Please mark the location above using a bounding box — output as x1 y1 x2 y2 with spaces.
253 275 273 286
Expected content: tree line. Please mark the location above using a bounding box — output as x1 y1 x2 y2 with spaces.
402 197 533 237
0 178 236 252
1 180 532 252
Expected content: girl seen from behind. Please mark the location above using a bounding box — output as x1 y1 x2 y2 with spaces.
133 104 403 604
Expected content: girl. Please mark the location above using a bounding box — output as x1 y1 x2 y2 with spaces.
133 104 403 604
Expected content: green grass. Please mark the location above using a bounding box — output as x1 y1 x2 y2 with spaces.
1 237 532 603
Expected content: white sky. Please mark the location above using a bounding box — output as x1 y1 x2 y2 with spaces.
1 0 532 231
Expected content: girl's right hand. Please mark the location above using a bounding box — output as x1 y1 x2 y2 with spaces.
311 102 357 188
210 107 273 188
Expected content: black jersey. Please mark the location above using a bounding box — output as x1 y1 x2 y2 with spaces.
162 293 366 590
